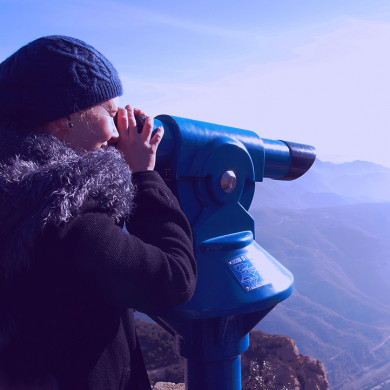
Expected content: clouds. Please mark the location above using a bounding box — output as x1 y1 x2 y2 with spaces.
1 1 390 166
119 17 390 167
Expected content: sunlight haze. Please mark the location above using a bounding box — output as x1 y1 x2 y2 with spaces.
1 0 390 167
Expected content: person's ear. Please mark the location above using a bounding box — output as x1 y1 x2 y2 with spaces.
42 117 70 136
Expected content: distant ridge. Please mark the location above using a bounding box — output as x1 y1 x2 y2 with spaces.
252 159 390 389
253 159 390 209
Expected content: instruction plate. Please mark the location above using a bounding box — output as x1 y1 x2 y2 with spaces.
227 253 268 293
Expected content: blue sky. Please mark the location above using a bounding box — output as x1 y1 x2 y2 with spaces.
2 0 390 167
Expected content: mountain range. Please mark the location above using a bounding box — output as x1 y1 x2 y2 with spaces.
254 159 390 209
251 159 390 389
137 158 390 389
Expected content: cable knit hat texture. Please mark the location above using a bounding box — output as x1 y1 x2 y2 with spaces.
0 35 123 131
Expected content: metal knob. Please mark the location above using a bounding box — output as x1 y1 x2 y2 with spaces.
221 170 237 193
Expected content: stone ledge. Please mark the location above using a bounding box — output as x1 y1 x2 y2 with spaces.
152 382 185 390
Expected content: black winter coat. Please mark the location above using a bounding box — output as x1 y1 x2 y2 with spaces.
0 131 196 389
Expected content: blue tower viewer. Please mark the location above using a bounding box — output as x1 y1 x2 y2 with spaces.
145 114 316 390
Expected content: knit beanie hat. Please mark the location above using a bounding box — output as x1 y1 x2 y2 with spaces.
0 35 123 132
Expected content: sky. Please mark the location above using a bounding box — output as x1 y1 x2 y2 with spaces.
1 0 390 167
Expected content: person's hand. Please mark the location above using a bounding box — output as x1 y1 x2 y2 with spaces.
115 105 164 172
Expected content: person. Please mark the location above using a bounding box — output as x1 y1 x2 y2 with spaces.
0 36 196 389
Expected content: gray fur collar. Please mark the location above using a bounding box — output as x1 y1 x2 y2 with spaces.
0 130 135 277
